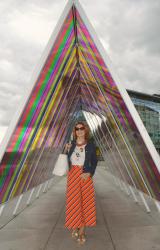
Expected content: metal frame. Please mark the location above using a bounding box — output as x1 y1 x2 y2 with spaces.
1 0 160 219
0 0 74 164
74 0 160 172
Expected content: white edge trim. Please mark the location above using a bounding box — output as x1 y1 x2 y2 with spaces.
0 0 73 163
75 1 160 172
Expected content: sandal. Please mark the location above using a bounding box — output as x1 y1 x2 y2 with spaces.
77 232 86 244
71 228 79 238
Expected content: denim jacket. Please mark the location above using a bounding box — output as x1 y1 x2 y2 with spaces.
67 139 98 177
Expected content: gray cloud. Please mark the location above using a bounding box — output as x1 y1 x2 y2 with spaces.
0 0 160 126
82 0 160 95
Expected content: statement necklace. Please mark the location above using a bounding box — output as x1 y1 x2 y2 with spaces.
75 141 86 157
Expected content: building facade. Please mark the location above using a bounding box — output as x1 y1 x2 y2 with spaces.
127 90 160 154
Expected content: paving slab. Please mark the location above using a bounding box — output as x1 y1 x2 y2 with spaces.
45 228 114 250
0 165 159 250
111 225 160 250
0 228 51 250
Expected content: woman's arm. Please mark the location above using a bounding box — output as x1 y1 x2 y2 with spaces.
64 143 72 154
90 143 98 177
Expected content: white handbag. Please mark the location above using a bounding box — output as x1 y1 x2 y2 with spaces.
52 153 69 176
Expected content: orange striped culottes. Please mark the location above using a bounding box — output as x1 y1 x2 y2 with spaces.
64 165 96 230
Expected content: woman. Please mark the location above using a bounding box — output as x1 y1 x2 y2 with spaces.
64 121 98 244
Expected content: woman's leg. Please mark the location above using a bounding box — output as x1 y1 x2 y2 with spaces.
81 176 96 228
65 166 84 235
78 225 85 234
77 225 86 243
71 228 79 238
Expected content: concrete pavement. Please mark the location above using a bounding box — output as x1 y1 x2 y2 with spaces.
0 165 160 250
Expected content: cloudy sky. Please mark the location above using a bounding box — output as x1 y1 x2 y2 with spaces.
0 0 160 136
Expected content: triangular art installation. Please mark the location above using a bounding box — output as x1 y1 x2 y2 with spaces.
0 0 160 204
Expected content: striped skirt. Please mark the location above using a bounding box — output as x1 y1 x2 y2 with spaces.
64 165 96 230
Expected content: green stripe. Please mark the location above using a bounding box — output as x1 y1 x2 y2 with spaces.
0 21 74 188
2 37 75 201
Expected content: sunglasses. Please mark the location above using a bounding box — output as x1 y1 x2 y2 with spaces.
75 126 85 131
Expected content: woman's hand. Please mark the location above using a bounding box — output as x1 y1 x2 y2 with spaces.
64 143 72 154
81 173 91 180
